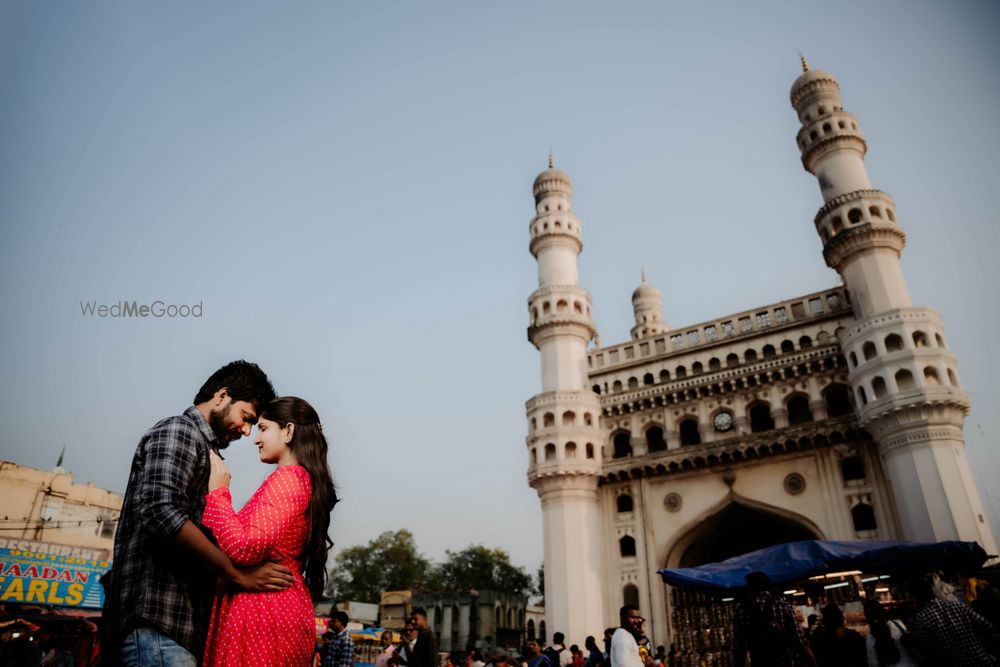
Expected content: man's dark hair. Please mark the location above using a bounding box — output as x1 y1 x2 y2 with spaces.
411 606 427 618
745 571 771 593
821 603 844 628
552 632 564 644
193 360 275 410
619 605 639 620
332 610 349 626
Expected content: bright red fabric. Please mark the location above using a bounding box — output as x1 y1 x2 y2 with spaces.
202 465 315 666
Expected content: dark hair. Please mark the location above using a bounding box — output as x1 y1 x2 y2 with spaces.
585 637 598 652
259 396 337 600
412 606 428 618
332 610 349 626
618 605 639 620
863 600 901 664
745 571 771 592
821 603 844 628
193 360 276 409
553 632 565 644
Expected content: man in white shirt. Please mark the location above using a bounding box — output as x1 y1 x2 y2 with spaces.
545 633 573 667
610 606 646 667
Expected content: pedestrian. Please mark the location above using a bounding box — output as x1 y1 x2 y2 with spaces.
545 633 572 667
610 605 646 667
376 630 397 667
526 640 553 667
602 628 616 667
321 612 354 667
732 571 816 667
906 574 996 666
395 608 438 667
810 603 866 667
584 636 604 667
570 645 585 667
102 360 292 666
862 599 916 667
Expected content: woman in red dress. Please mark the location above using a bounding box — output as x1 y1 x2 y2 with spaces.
202 396 337 666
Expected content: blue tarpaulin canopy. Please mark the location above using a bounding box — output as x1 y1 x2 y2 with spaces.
657 540 989 592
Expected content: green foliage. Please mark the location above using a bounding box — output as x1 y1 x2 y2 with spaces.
326 529 431 603
426 545 533 597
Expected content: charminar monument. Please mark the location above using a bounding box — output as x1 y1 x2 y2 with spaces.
522 58 997 650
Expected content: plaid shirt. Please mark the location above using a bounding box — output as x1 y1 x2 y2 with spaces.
909 597 996 666
322 628 354 667
102 406 220 658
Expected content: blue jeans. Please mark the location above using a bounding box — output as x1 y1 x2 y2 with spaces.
120 628 197 667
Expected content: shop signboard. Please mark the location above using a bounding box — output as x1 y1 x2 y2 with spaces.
0 538 111 609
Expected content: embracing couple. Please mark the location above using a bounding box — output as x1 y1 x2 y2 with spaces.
101 360 338 666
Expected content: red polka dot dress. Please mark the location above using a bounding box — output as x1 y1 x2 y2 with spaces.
202 465 315 667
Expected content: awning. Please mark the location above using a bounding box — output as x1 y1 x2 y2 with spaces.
657 539 989 592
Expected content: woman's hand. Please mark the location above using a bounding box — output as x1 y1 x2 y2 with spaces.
208 450 231 492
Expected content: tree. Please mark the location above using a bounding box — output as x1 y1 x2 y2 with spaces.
535 563 544 606
427 545 533 597
326 529 431 603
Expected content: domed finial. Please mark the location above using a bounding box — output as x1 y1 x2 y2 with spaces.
641 267 647 285
548 149 554 169
799 51 810 73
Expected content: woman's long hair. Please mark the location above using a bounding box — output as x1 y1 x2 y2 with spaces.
260 396 338 600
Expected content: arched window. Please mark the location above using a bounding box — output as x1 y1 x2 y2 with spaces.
584 413 593 426
825 384 853 417
849 352 858 368
623 584 640 608
628 377 639 390
643 373 654 385
676 365 687 378
692 361 704 375
869 206 882 219
799 336 813 349
592 384 602 395
573 301 583 314
872 376 887 399
565 442 577 459
749 403 775 432
895 369 915 392
745 349 758 363
679 419 701 446
543 412 555 428
619 536 637 557
912 331 929 348
617 494 634 513
543 302 551 315
709 357 721 371
556 300 568 312
659 369 670 382
562 411 576 426
923 367 940 385
935 333 946 348
530 448 537 464
781 340 795 354
947 368 958 386
613 380 623 393
544 443 556 461
841 456 865 483
586 443 595 459
539 620 547 645
612 432 632 459
646 426 666 453
863 341 877 361
885 334 904 352
832 216 844 233
857 386 868 405
726 353 739 368
530 418 537 431
848 208 863 224
786 395 813 424
527 619 535 640
763 345 776 359
852 504 877 532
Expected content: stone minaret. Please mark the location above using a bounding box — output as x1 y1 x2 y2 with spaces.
525 155 607 641
790 58 997 552
630 271 670 341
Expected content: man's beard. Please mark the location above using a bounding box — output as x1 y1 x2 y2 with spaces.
209 408 235 449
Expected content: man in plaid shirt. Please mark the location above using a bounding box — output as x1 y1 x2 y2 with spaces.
322 611 354 667
908 575 997 666
102 360 294 666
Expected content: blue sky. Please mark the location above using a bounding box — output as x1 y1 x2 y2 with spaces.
1 1 999 573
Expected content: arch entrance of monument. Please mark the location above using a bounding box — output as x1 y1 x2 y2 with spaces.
664 501 820 664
